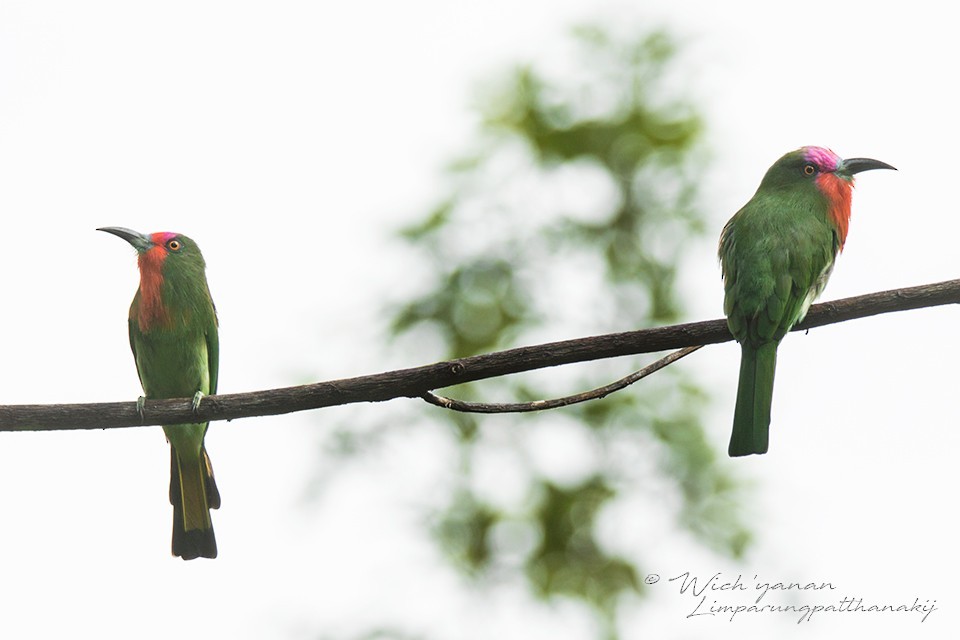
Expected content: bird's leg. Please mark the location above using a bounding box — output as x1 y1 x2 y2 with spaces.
192 391 205 414
136 395 146 422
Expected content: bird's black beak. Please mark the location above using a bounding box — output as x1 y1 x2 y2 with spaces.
97 227 153 252
843 157 897 175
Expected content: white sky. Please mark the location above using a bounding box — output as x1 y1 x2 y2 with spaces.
0 1 956 638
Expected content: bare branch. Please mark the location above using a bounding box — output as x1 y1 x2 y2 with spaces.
2 278 958 432
421 345 702 413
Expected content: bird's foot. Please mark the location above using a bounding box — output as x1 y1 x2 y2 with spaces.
191 391 205 414
136 396 146 422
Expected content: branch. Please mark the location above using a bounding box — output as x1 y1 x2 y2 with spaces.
2 278 958 432
421 346 702 413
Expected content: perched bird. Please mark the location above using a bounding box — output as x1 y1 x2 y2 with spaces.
99 227 221 558
719 147 894 457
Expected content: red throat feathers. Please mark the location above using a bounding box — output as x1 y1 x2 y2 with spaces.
134 233 177 331
815 172 854 250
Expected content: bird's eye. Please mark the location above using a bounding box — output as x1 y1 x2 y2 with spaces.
167 239 181 251
803 163 817 176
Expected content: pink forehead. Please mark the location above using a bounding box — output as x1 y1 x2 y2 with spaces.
802 146 841 171
149 232 179 245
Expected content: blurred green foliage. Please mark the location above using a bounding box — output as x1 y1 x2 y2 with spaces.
344 25 751 639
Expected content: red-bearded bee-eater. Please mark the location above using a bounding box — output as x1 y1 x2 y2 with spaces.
719 147 895 457
99 227 221 559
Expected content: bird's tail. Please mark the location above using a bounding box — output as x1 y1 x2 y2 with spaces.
169 442 220 560
728 342 777 457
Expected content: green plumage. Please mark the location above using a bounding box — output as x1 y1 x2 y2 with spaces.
729 342 777 456
101 227 221 559
719 151 840 457
720 147 894 456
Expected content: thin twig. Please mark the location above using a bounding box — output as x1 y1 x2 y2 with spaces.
0 278 958 432
421 345 702 413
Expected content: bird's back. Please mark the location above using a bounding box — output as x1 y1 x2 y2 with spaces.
720 188 838 345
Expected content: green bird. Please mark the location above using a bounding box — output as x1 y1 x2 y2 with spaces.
719 146 894 457
100 227 221 559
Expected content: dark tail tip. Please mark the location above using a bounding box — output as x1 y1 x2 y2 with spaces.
728 440 769 457
174 528 218 560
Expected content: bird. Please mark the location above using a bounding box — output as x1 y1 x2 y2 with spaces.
719 146 895 457
99 227 221 558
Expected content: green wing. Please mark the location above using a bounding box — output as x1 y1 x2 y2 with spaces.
720 194 837 346
206 311 219 396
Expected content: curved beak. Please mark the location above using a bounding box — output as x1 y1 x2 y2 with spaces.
842 157 897 175
97 227 153 252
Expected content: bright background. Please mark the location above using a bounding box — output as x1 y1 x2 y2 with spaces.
0 1 955 638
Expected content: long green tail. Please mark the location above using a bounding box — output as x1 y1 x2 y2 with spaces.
169 443 220 560
729 342 778 456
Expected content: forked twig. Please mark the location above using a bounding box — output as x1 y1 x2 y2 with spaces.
421 345 702 413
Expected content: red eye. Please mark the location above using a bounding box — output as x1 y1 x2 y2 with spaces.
167 239 181 251
803 163 817 176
